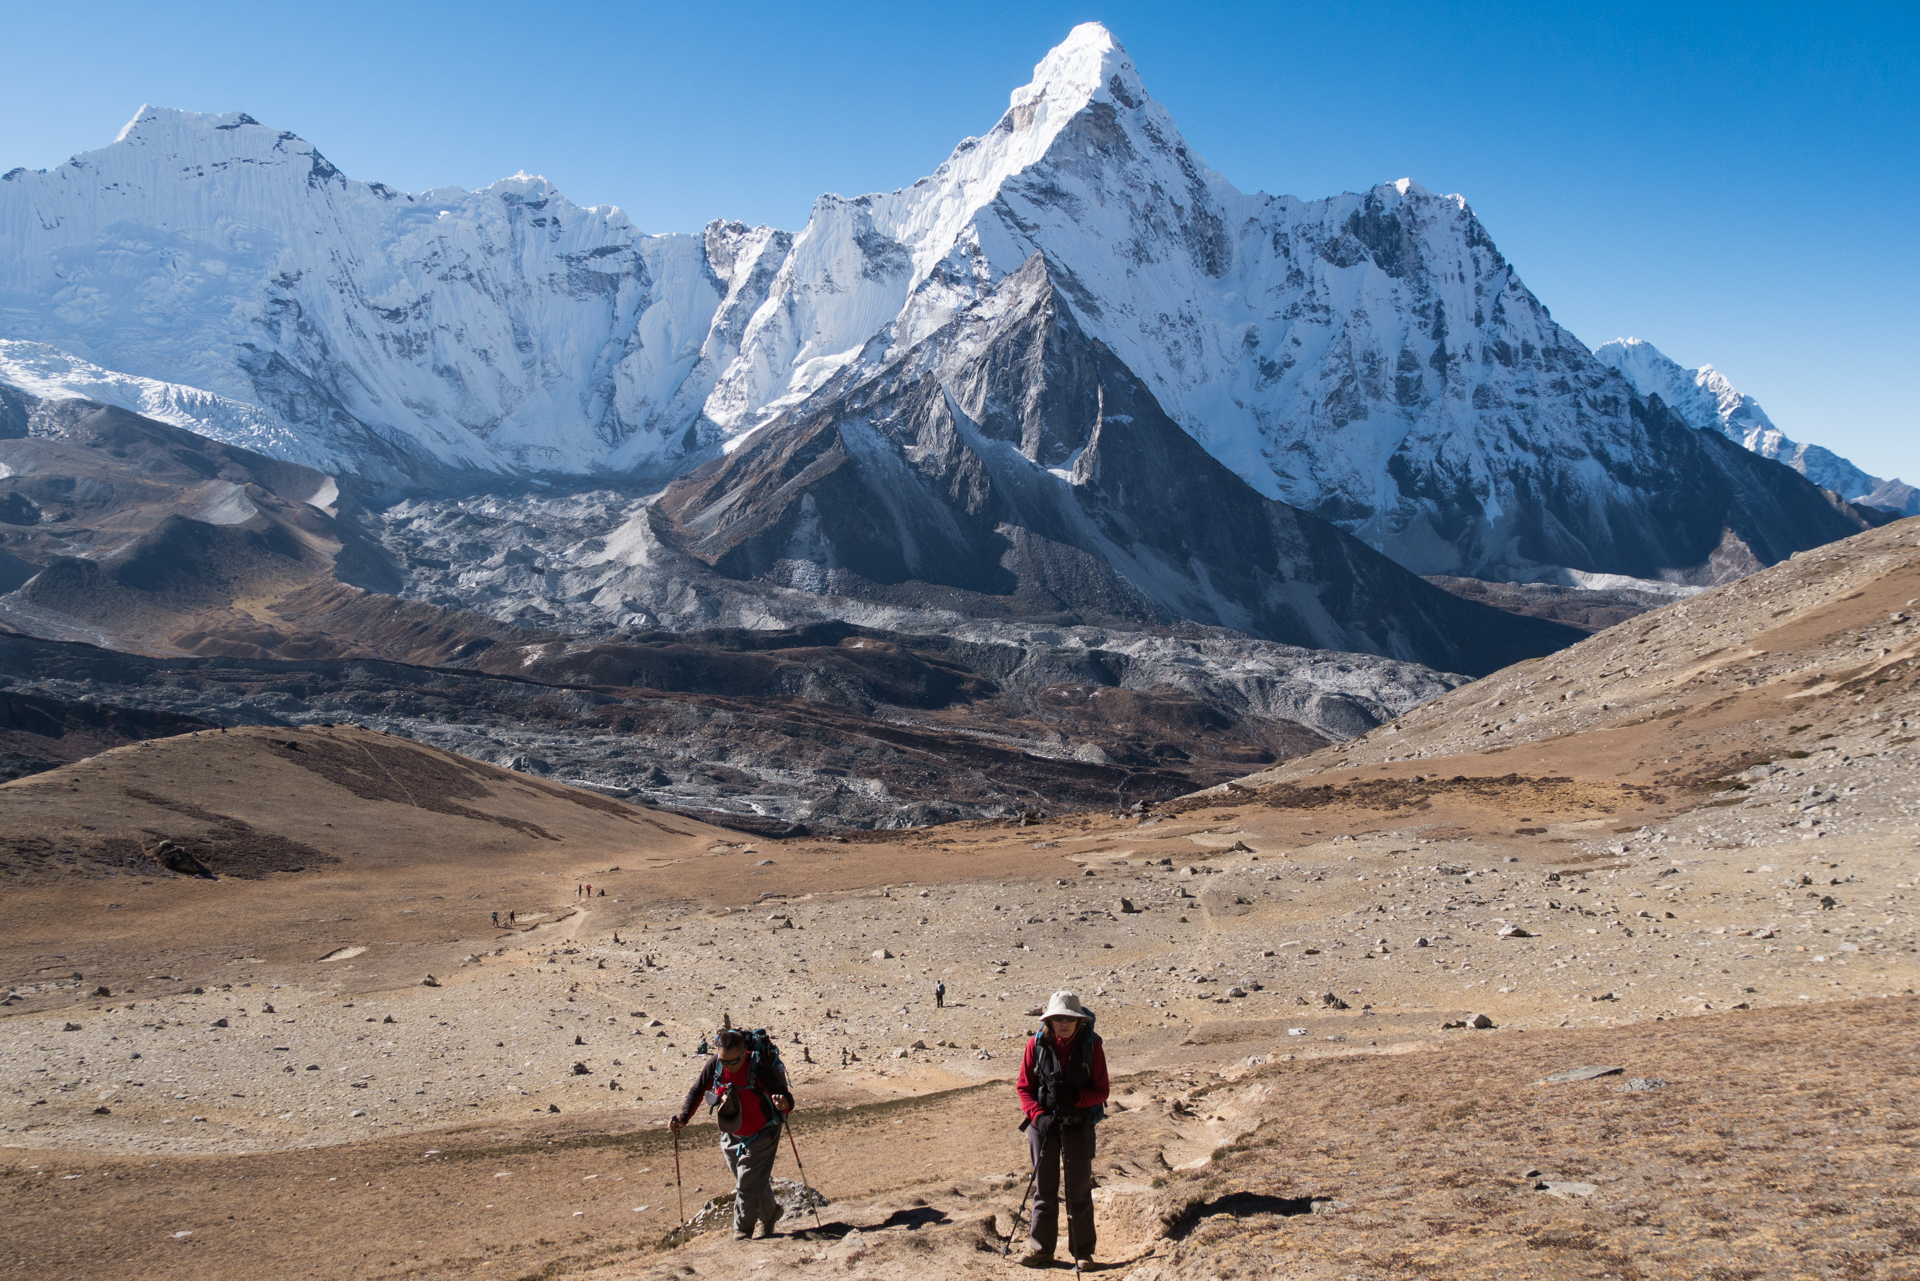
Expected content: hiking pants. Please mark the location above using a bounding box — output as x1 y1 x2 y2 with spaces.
1027 1119 1096 1258
722 1125 781 1235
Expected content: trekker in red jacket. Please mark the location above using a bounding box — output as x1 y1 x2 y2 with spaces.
671 1029 794 1240
1014 990 1109 1269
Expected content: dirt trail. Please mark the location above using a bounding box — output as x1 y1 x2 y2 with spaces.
5 999 1912 1280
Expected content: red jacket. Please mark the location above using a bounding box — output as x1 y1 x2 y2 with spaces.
1015 1028 1109 1123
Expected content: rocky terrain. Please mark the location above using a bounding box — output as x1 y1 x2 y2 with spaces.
1 515 1915 1278
0 623 1438 830
0 385 1563 829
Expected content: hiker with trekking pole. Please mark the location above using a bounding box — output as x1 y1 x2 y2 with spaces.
670 1028 801 1241
1010 990 1109 1271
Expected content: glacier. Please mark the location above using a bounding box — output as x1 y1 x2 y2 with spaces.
1594 338 1916 517
0 23 1887 581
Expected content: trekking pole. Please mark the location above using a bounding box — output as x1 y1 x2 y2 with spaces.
781 1113 826 1231
1004 1117 1038 1257
672 1123 686 1225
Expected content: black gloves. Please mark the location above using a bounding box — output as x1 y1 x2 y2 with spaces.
1032 1113 1058 1139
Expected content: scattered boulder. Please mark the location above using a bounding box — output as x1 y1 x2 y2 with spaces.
91 986 110 998
1540 1065 1624 1084
211 1018 229 1028
1318 993 1350 1010
151 840 215 879
572 1062 590 1075
422 975 440 987
1617 1078 1668 1093
1536 1180 1598 1199
871 949 893 961
1497 924 1532 939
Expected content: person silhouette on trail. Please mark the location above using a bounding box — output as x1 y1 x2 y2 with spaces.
1014 990 1109 1270
935 980 945 1009
491 911 499 927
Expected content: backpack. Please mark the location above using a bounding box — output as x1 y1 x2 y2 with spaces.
740 1027 785 1078
1029 1009 1105 1124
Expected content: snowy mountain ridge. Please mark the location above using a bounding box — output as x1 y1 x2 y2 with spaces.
0 23 1886 583
1594 338 1915 517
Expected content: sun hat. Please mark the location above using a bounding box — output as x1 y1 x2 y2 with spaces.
1041 990 1092 1021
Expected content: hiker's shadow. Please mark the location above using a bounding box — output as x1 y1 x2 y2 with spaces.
796 1206 949 1240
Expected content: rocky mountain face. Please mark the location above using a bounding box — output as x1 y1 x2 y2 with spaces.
658 256 1580 675
0 24 1881 587
1594 338 1916 518
0 387 1487 826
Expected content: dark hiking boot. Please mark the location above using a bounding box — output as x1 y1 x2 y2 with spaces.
1017 1246 1053 1267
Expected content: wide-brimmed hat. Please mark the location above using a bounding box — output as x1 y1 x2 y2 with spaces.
1041 990 1092 1021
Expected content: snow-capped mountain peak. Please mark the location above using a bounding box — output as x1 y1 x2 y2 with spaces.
1594 337 1915 516
103 104 345 187
0 26 1891 583
1014 21 1146 113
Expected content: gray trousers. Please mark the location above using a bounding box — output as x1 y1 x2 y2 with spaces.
1028 1120 1097 1258
722 1125 782 1235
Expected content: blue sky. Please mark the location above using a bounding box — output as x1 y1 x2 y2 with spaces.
3 0 1915 483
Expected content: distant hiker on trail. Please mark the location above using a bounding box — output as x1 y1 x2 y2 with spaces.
935 980 945 1009
1014 990 1109 1270
491 911 498 927
671 1028 795 1241
508 910 516 925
